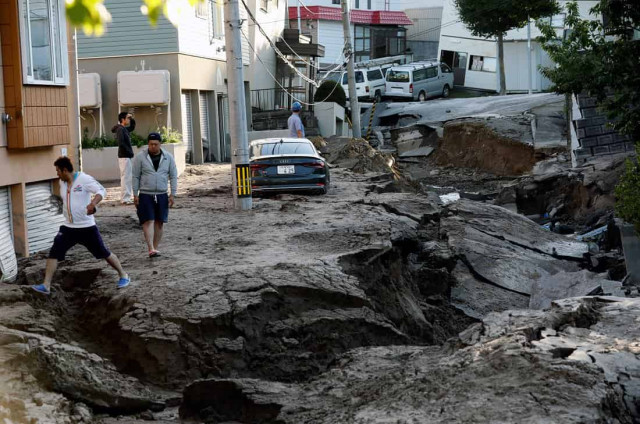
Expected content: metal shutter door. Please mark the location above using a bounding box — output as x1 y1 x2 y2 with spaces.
0 187 17 282
181 91 193 162
26 182 65 255
199 92 210 140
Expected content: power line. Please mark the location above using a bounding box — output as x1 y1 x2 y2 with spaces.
241 28 345 106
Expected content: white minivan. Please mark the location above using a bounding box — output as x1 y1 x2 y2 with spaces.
384 62 454 102
323 67 386 103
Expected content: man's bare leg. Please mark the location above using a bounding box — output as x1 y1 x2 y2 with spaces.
42 258 59 291
153 221 164 250
105 253 127 279
142 220 155 252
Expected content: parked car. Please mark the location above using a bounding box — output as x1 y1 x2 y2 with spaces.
322 66 386 103
384 62 454 101
250 138 330 195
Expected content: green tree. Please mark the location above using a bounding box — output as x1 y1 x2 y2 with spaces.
454 0 560 95
314 81 347 108
538 0 640 232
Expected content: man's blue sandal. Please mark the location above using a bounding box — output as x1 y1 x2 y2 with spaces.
31 284 50 295
117 277 130 289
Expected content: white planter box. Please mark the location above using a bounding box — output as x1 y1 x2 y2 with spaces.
82 143 187 182
315 102 346 138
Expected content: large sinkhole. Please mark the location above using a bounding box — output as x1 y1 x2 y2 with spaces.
15 231 475 413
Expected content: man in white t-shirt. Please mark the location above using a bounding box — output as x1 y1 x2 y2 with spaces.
31 157 130 295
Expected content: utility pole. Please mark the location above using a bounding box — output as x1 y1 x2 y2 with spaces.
527 16 532 95
224 0 252 210
341 0 361 138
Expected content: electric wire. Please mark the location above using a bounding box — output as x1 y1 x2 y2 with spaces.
241 28 345 106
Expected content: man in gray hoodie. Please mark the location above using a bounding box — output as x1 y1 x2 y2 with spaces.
132 132 178 257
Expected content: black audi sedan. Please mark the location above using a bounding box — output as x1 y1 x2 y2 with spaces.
250 138 330 195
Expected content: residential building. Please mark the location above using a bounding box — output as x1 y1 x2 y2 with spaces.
405 6 443 61
0 0 80 281
288 0 413 68
438 0 599 92
77 0 286 164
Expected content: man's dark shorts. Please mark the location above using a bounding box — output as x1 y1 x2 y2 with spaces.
49 225 111 261
137 193 169 225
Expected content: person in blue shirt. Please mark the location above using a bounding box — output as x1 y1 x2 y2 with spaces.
287 102 305 138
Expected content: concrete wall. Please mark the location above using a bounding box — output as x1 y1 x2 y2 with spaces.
78 54 181 142
248 130 291 142
315 102 345 137
82 143 187 182
405 7 443 42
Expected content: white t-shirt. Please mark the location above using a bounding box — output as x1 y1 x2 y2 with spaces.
60 172 107 228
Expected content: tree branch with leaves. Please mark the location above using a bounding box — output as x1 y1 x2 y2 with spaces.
454 0 560 95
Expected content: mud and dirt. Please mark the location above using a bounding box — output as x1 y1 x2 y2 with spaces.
0 132 638 423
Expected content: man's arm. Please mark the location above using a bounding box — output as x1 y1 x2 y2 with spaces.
132 155 141 199
126 116 136 132
296 119 303 138
168 155 178 207
84 175 106 215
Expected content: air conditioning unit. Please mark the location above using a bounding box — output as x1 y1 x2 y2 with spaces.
117 70 171 106
78 73 102 108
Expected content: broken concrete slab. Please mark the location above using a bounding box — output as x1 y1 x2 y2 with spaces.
180 297 640 424
529 270 608 309
618 219 640 284
398 146 434 158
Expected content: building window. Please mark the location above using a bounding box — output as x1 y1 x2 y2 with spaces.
367 0 371 9
355 0 359 9
469 55 496 73
332 0 340 3
354 25 371 62
19 0 68 85
541 13 566 28
209 0 224 42
196 1 208 18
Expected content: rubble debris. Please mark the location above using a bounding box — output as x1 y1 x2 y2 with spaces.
321 137 399 175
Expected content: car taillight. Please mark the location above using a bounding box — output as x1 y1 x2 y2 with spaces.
250 163 268 170
365 86 370 93
301 161 325 169
409 83 413 93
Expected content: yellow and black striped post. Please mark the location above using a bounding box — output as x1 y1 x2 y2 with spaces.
365 100 377 141
235 164 252 198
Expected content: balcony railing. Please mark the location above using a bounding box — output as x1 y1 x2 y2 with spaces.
250 87 308 112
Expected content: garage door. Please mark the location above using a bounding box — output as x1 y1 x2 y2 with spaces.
0 187 17 282
181 91 193 163
26 182 65 255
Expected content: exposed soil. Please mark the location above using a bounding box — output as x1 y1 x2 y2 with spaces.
434 120 536 176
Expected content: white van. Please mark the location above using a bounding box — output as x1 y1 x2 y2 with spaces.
384 62 454 102
323 67 386 103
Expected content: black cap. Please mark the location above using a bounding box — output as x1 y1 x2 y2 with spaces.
148 132 162 142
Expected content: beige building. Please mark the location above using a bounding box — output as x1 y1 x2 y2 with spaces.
77 0 286 165
0 0 80 281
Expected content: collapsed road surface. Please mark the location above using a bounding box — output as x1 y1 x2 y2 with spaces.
0 161 638 423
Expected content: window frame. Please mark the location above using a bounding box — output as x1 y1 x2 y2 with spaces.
469 55 496 73
18 0 69 86
195 1 208 19
209 0 224 41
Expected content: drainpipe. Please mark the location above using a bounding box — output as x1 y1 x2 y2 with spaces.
297 0 301 34
74 28 82 171
527 16 532 95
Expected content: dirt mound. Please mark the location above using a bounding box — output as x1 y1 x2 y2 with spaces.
308 136 327 150
434 120 536 176
323 137 397 175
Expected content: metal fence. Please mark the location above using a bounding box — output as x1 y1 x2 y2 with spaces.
250 87 308 112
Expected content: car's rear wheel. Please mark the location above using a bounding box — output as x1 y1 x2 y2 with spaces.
442 84 450 98
418 91 427 102
320 171 331 194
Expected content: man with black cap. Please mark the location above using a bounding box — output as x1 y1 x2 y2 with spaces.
132 132 178 257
